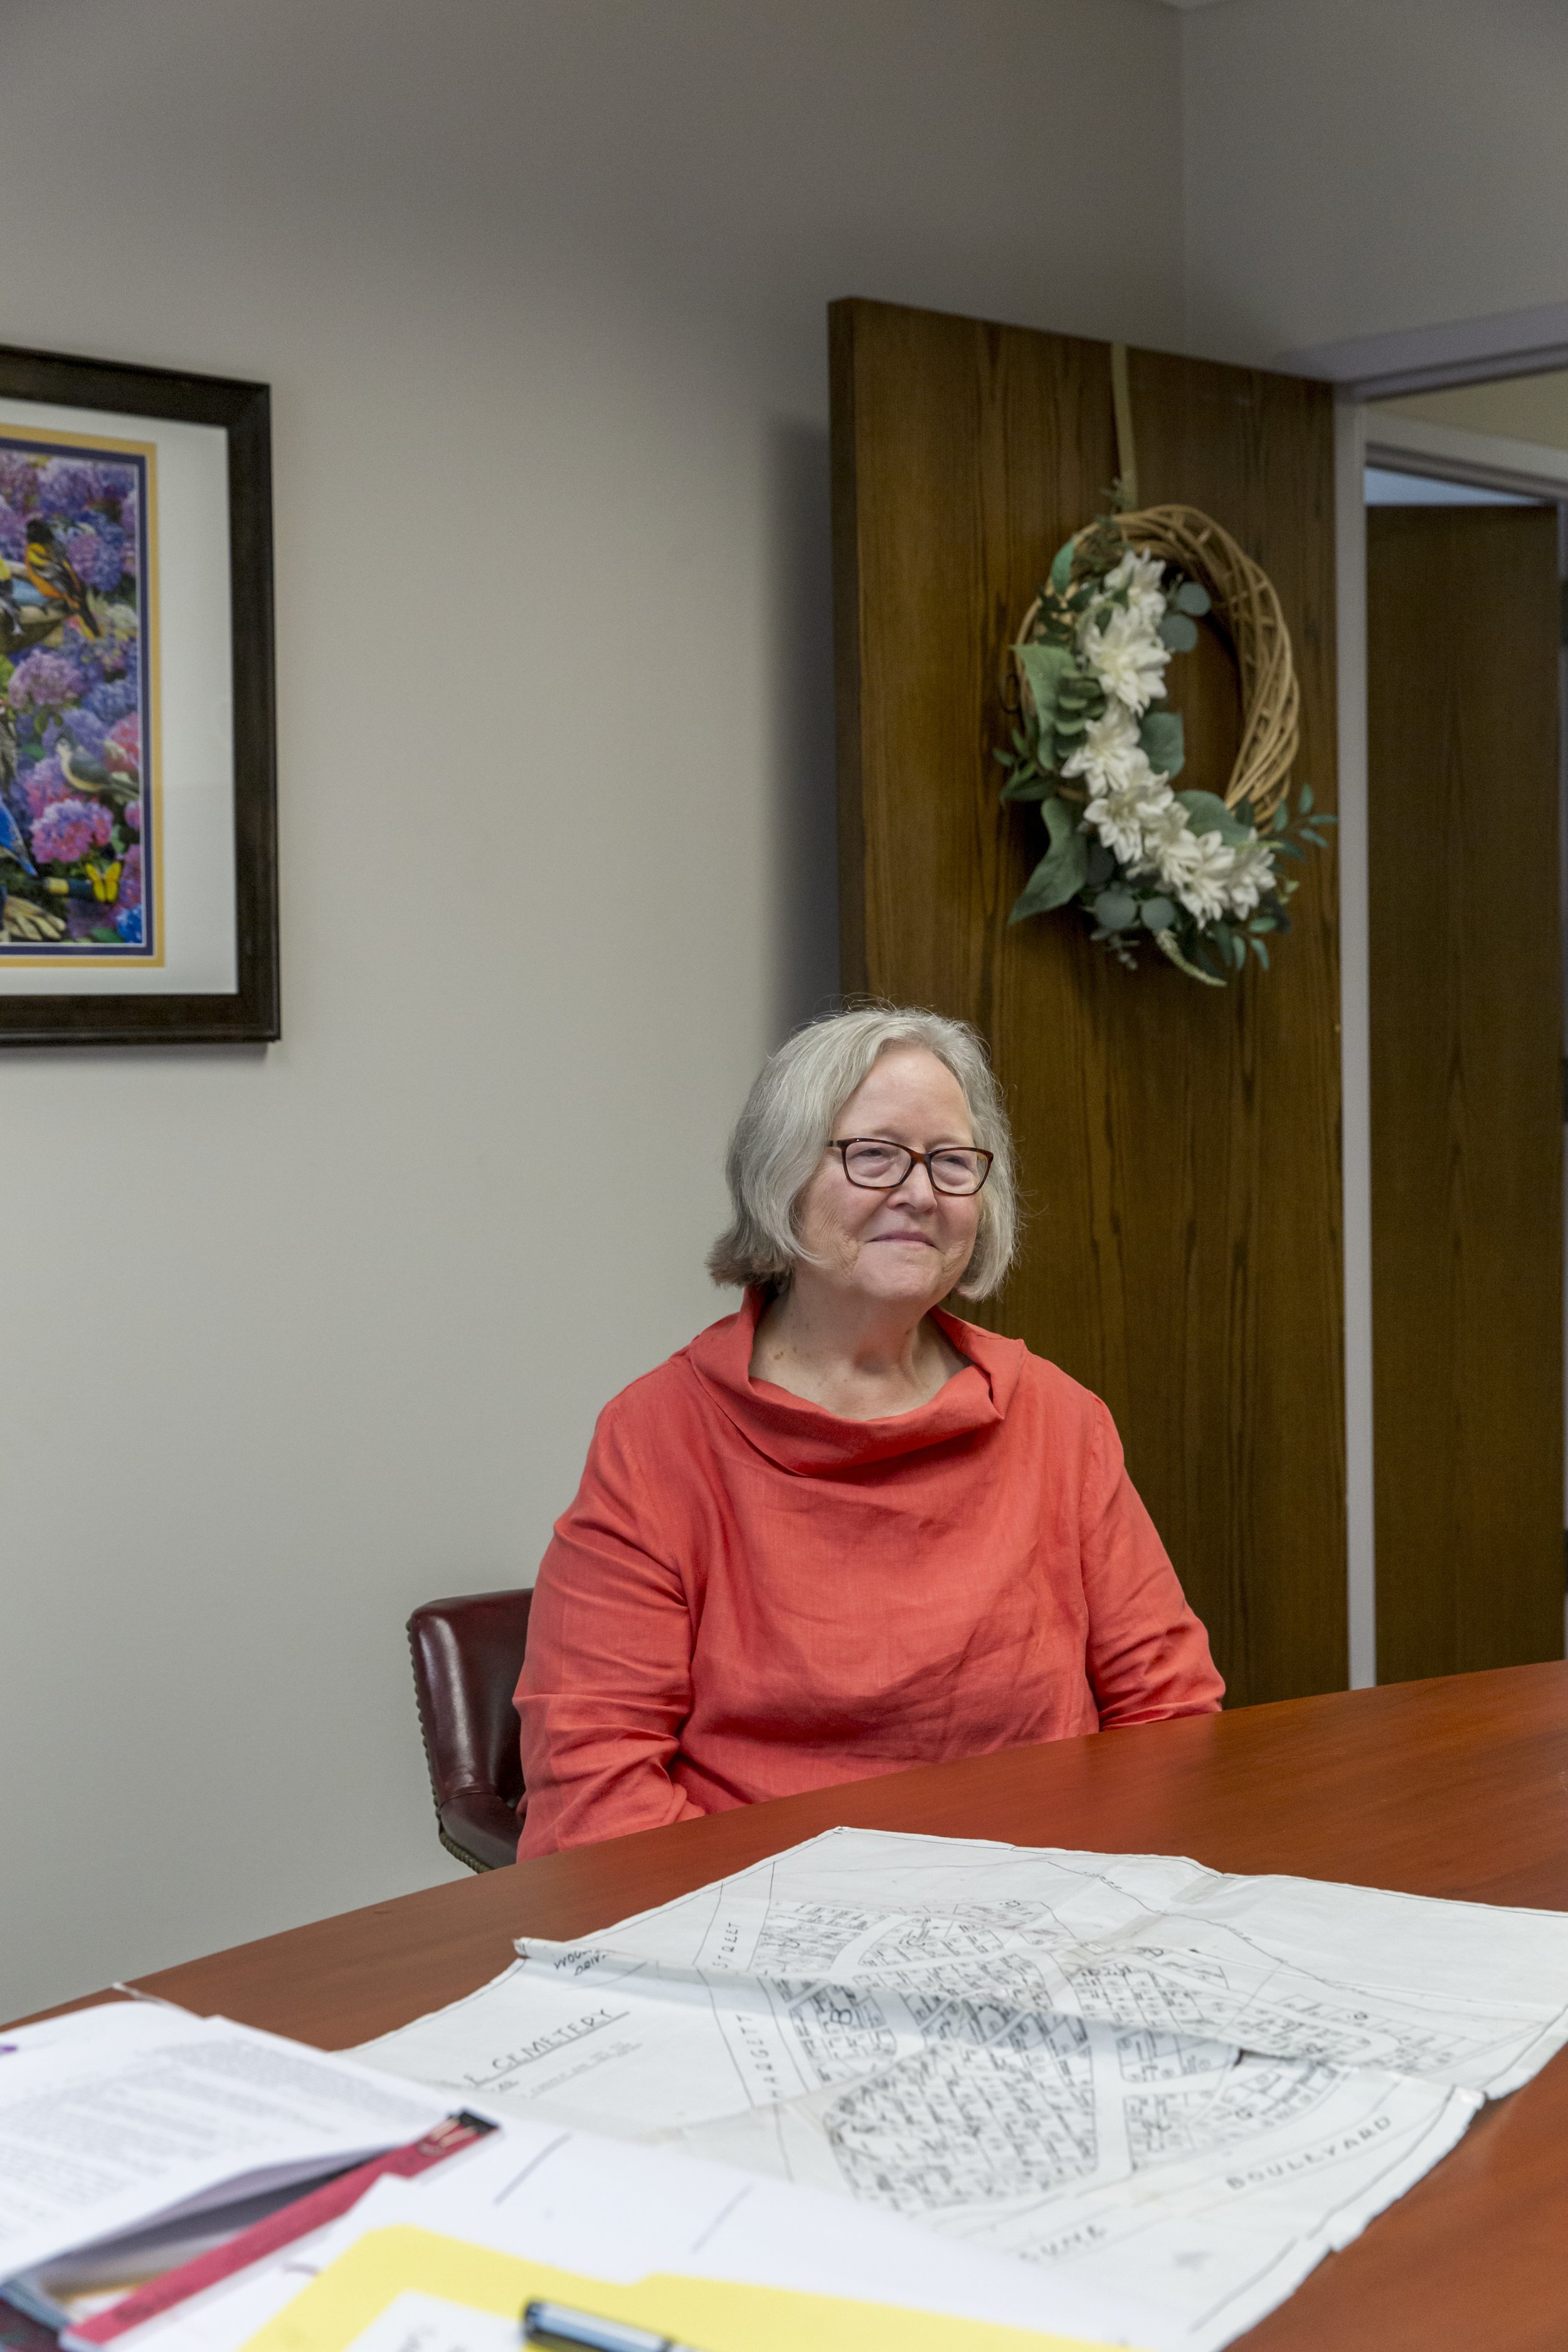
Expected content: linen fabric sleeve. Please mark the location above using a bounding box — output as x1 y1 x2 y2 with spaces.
514 1397 705 1857
1078 1401 1225 1726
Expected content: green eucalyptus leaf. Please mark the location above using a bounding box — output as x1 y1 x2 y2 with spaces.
1139 709 1185 779
1175 788 1252 845
1084 842 1115 887
1000 770 1051 803
1014 642 1077 734
1271 800 1290 833
1249 915 1278 934
1140 896 1177 931
1009 797 1088 922
1159 612 1199 653
1049 536 1078 596
1251 935 1271 969
1173 580 1212 617
1092 888 1138 931
1298 783 1315 814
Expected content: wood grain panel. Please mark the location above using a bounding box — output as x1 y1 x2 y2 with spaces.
23 1668 1568 2352
1368 504 1564 1681
831 300 1345 1704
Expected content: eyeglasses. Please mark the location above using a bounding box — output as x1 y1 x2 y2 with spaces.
829 1138 994 1197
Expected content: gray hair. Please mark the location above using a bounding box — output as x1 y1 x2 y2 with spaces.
707 1005 1019 1300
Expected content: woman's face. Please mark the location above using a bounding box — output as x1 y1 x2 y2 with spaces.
791 1046 983 1313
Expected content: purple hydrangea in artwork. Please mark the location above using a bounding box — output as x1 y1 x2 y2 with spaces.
31 797 114 866
0 501 24 561
116 844 143 908
70 632 130 687
124 795 142 835
85 675 138 724
64 523 127 593
16 753 72 822
34 460 108 522
0 451 36 508
8 647 87 710
66 704 110 762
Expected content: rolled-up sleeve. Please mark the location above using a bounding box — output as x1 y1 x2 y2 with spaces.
1079 1404 1225 1727
515 1403 704 1857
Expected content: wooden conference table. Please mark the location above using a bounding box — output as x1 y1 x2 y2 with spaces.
38 1662 1568 2352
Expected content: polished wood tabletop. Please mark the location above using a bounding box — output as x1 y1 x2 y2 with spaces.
32 1662 1568 2352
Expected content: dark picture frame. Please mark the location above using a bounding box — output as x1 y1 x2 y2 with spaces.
0 340 277 1046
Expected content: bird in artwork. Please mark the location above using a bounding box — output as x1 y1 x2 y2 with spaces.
0 706 38 877
0 797 34 876
0 558 59 658
59 744 139 806
23 519 100 637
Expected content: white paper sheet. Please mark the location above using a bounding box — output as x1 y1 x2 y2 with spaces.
352 1827 1568 2351
230 2129 1163 2350
0 2007 451 2284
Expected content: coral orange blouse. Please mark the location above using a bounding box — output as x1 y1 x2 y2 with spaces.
515 1291 1222 1857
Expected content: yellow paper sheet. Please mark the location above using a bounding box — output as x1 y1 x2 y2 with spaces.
240 2223 1115 2352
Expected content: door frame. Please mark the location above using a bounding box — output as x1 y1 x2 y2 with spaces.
1289 312 1568 1685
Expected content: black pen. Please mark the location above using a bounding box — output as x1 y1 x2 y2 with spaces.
521 2300 708 2352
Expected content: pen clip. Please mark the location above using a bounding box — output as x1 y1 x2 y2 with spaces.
522 2298 692 2352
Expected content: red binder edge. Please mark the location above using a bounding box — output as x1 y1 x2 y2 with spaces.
63 2112 496 2351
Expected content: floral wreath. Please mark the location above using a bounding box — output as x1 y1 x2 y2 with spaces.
995 502 1333 984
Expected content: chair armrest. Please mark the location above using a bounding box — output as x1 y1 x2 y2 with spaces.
439 1789 522 1872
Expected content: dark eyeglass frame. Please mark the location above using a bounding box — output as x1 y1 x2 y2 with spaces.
829 1137 995 1196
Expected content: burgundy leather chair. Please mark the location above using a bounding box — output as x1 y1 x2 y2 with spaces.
407 1587 534 1871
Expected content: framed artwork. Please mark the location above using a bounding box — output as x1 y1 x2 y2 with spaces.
0 341 277 1045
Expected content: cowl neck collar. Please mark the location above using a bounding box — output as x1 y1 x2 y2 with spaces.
682 1287 1026 1474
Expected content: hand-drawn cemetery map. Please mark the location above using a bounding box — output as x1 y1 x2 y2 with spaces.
355 1828 1568 2351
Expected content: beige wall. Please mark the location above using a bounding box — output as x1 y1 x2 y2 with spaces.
0 0 1186 2020
1377 370 1568 451
1182 0 1568 363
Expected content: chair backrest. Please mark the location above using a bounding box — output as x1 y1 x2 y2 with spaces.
406 1586 534 1872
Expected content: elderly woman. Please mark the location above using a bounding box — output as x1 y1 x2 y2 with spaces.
516 1005 1221 1855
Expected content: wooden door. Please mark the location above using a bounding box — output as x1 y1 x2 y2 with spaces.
1367 504 1564 1682
832 299 1344 1707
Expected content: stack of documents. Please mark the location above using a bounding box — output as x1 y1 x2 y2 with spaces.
0 2006 1132 2352
0 2003 454 2334
350 1826 1568 2352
